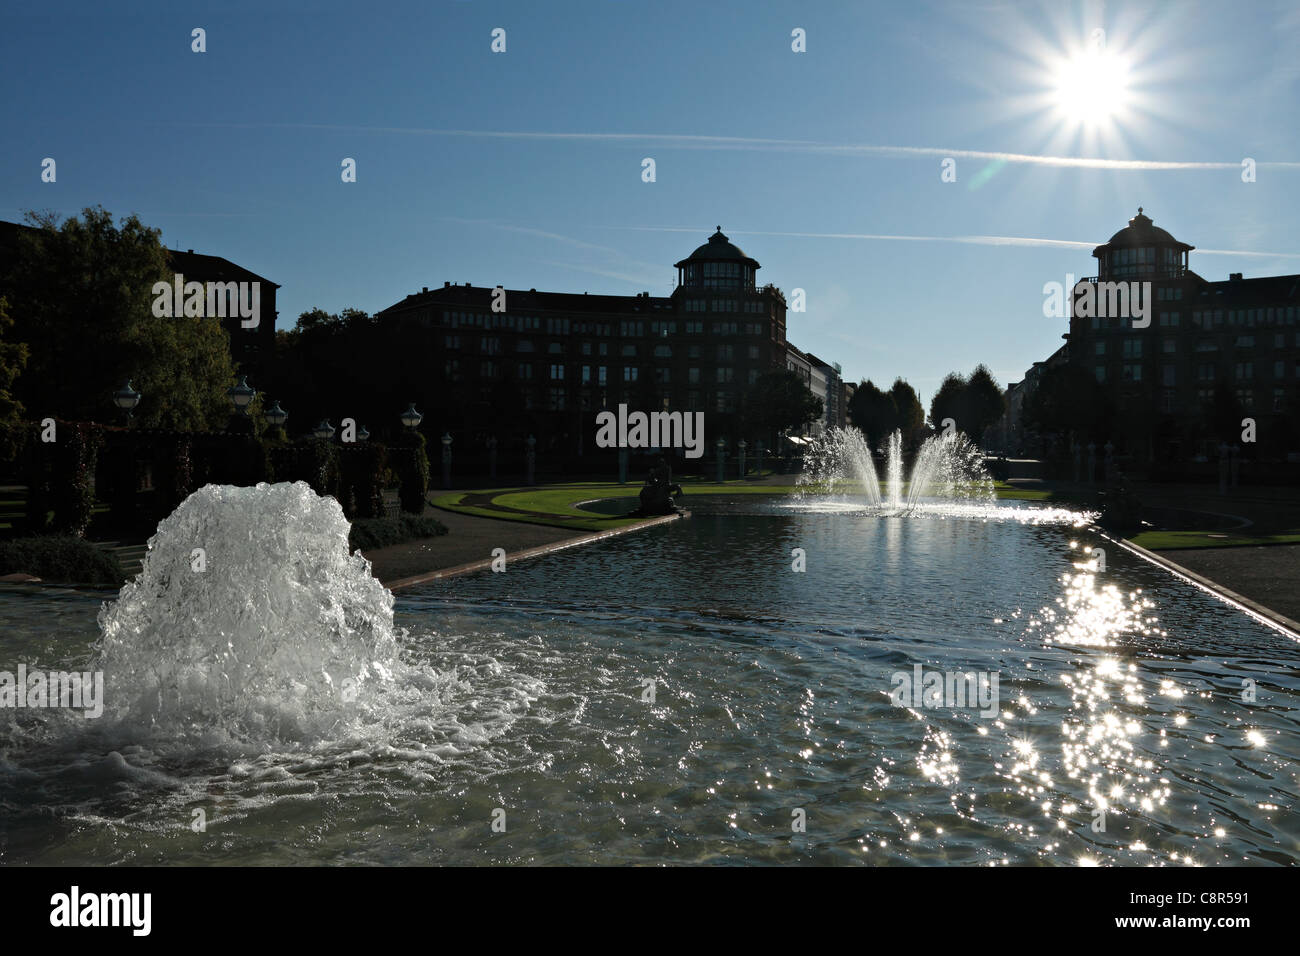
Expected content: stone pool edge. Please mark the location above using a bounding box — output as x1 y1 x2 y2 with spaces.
383 511 685 591
1098 529 1300 640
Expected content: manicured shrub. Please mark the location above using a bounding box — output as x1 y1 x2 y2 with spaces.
154 435 193 517
348 514 447 552
0 535 126 587
269 439 341 499
340 442 387 519
49 422 103 537
393 433 430 514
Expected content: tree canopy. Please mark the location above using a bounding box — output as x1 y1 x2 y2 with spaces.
742 368 823 443
928 364 1006 444
4 207 236 430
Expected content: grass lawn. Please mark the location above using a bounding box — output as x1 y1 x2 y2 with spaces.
1128 529 1300 551
430 479 1047 530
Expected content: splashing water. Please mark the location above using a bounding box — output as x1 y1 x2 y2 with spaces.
796 427 995 512
92 482 401 744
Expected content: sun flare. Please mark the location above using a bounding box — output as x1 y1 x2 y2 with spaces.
1052 48 1131 127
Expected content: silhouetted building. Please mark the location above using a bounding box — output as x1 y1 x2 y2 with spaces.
377 228 807 453
1065 209 1300 463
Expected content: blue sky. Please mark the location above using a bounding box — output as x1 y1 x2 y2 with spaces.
2 0 1297 401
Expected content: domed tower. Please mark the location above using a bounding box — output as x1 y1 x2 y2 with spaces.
1091 207 1193 281
674 227 759 291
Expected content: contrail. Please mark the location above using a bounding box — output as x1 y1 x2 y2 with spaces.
173 122 1300 170
601 225 1300 259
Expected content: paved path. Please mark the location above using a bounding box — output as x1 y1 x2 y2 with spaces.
1150 543 1300 627
363 506 580 585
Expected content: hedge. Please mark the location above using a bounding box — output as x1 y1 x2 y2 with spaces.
0 535 126 587
348 514 447 552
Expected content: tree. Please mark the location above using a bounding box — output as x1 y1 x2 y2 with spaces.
5 207 236 430
928 372 967 433
847 379 895 448
1022 364 1111 446
964 365 1006 444
742 369 823 444
888 378 926 449
927 365 1005 445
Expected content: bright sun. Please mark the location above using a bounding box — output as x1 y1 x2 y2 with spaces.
1053 48 1131 127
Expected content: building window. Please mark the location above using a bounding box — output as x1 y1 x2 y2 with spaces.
550 364 565 380
623 367 638 382
688 367 701 384
1094 366 1106 383
1162 365 1176 386
1122 338 1142 358
716 367 734 383
1235 362 1253 380
517 339 534 353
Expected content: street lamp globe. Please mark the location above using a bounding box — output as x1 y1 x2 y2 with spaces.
112 380 142 413
400 403 423 430
227 376 256 416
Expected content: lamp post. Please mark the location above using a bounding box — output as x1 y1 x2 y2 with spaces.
264 400 287 442
112 380 141 426
755 441 765 480
227 376 256 416
738 440 747 480
441 431 453 489
400 402 423 431
226 376 256 435
313 420 336 441
715 438 726 484
526 434 537 485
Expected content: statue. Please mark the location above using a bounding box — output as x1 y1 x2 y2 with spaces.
636 456 683 516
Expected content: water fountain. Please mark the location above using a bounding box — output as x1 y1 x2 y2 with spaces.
92 481 401 743
795 426 995 511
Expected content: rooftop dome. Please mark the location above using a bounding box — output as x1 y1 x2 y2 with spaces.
1100 208 1192 250
675 227 759 268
